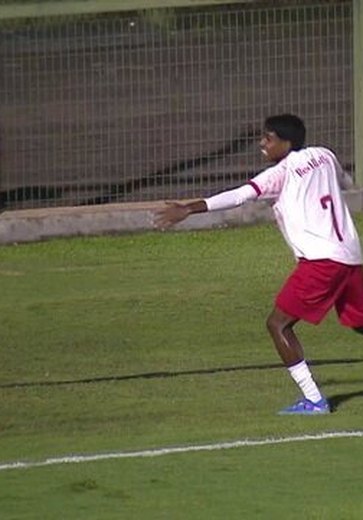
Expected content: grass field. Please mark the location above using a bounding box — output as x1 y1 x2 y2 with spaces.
0 217 363 519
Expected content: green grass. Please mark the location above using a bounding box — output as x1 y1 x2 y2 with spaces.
0 218 363 518
2 440 363 520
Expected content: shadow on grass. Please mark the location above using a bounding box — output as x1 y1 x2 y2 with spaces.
1 357 363 389
328 390 363 412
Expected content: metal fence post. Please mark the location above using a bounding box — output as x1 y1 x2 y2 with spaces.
354 0 363 187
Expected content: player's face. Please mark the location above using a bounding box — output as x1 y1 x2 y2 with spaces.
260 131 292 163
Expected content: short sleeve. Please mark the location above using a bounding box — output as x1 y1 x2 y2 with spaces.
248 162 287 197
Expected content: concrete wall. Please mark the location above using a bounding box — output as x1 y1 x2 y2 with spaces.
1 190 362 245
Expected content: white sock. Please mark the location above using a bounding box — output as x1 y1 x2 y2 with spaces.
288 360 323 403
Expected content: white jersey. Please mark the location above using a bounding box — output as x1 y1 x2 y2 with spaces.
205 147 362 265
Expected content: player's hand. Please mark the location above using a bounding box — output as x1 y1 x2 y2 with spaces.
154 202 190 230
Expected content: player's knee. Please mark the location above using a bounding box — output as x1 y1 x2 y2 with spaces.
352 326 363 335
266 312 295 338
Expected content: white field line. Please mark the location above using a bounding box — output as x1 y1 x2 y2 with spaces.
1 430 362 472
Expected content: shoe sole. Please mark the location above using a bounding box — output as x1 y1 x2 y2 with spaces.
278 409 331 415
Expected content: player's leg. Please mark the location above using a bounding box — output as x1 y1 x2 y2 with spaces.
266 259 341 414
266 307 329 414
266 307 302 365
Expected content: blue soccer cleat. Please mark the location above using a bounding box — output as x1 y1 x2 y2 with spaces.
278 397 331 415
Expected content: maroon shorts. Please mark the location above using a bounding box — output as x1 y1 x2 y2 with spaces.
276 258 363 326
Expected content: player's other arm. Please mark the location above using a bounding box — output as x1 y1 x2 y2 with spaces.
326 149 354 190
339 169 354 190
154 184 258 229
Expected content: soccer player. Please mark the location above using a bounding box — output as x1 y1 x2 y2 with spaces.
155 113 363 415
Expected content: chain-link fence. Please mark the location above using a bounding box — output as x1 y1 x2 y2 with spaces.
0 0 353 209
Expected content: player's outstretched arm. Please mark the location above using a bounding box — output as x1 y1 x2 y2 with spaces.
154 183 259 229
154 199 207 229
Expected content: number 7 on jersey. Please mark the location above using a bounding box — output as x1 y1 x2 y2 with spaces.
320 194 343 242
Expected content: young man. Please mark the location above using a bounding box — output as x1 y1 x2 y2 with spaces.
155 114 363 415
